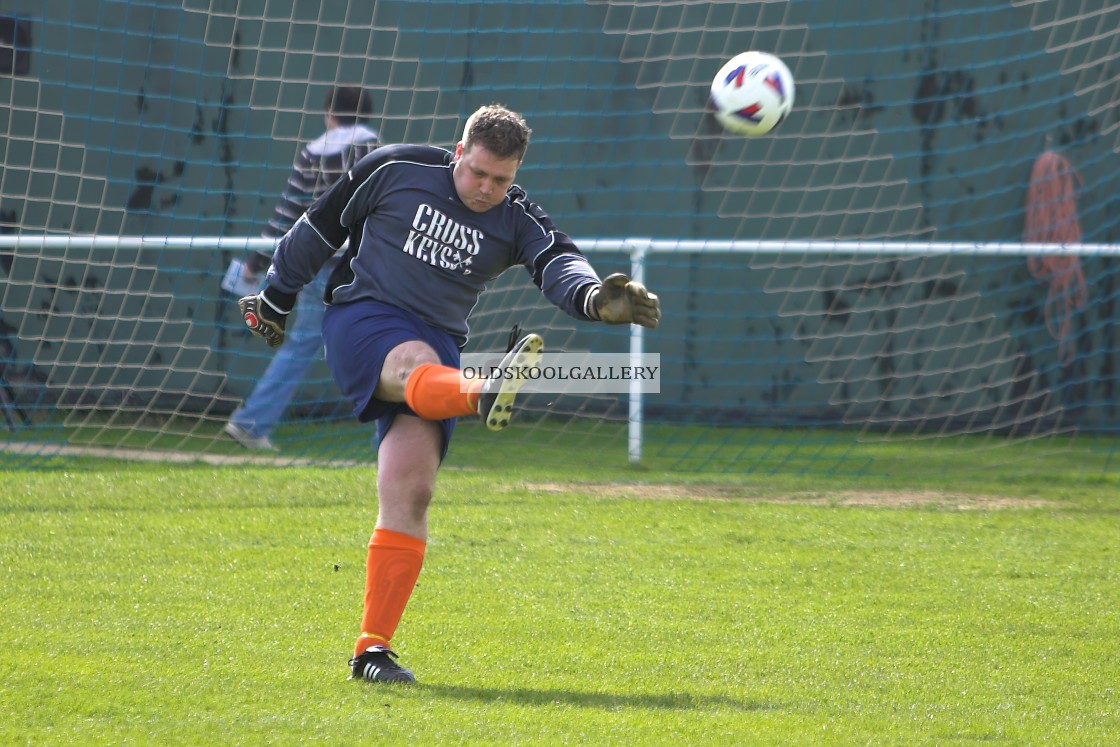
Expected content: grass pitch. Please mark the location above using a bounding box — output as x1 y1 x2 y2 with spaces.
2 434 1118 745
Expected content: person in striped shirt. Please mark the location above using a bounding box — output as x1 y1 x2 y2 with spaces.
225 86 380 451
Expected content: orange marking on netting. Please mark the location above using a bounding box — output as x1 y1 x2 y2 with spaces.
1022 150 1087 365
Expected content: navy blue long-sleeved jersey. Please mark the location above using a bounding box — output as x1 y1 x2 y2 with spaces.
266 143 602 345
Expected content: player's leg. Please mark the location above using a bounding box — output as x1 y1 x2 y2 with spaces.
349 413 442 685
401 332 544 430
373 413 440 539
475 331 544 430
321 302 435 682
323 298 543 430
327 319 450 683
323 301 538 682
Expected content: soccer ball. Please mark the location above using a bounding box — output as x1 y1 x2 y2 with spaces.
709 51 795 137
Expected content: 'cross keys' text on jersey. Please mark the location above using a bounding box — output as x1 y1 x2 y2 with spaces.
404 203 484 273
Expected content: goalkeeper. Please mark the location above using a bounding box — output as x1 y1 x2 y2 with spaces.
238 103 660 685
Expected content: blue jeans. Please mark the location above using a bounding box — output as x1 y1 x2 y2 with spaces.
230 268 329 438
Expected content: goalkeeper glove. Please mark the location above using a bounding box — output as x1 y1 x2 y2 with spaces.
590 273 661 329
238 288 291 347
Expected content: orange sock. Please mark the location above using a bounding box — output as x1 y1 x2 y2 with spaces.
404 363 483 420
354 528 427 656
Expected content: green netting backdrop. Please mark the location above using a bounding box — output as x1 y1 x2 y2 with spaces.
1 0 1118 473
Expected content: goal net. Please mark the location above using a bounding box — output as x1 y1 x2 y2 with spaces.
2 0 1118 475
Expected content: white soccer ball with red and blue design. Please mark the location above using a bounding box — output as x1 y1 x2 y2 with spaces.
709 51 795 137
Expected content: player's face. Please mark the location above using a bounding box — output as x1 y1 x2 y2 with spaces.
453 142 520 213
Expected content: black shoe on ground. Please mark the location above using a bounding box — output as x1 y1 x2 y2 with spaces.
477 332 544 431
348 645 416 684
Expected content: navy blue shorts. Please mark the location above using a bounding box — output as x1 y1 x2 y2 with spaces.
322 299 461 460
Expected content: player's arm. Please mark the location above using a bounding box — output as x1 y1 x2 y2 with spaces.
239 152 378 346
516 194 661 329
541 255 660 329
237 211 338 347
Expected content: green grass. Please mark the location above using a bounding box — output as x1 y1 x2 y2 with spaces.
2 441 1119 744
11 410 1120 481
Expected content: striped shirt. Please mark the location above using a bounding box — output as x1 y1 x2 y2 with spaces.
251 123 380 270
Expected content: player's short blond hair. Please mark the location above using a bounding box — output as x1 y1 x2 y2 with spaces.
463 104 531 162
